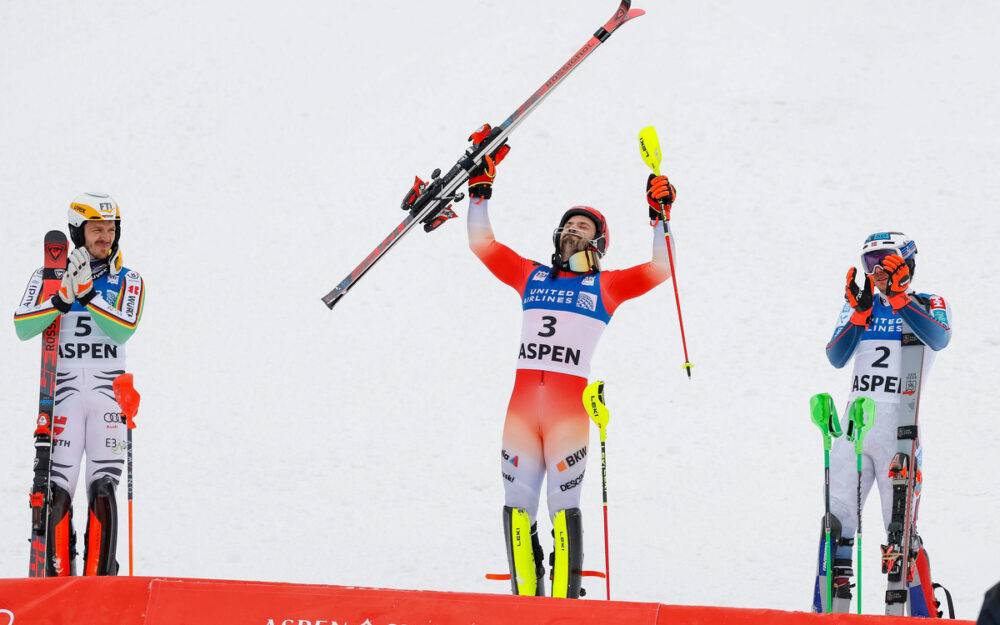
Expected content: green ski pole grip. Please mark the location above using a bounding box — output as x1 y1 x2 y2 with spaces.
810 393 842 450
847 396 875 454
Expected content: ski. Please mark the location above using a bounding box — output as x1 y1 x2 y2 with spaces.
322 0 645 309
27 230 68 577
881 331 925 615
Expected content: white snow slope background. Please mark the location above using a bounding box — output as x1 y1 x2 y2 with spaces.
1 0 998 617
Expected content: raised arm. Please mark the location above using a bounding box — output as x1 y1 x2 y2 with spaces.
468 197 538 293
465 124 536 292
600 174 675 313
826 268 873 367
879 255 951 351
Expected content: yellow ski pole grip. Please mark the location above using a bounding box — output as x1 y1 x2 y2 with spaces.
583 380 609 441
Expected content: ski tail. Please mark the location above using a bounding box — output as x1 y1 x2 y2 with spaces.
321 214 417 308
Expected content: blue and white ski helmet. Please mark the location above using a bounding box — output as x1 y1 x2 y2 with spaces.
861 231 917 276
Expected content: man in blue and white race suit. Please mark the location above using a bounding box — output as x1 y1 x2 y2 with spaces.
813 232 951 615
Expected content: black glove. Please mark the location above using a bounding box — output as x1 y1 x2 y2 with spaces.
845 267 873 325
880 254 913 309
467 123 510 200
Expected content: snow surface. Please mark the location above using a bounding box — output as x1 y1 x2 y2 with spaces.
1 0 998 617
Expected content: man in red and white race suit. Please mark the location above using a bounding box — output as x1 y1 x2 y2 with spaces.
463 126 677 597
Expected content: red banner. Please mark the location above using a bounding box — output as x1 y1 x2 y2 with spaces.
0 577 974 625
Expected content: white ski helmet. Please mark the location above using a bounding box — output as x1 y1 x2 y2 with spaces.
861 231 916 276
68 192 122 269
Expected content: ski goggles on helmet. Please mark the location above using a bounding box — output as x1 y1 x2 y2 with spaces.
566 249 602 273
861 248 903 274
554 226 604 272
861 241 917 274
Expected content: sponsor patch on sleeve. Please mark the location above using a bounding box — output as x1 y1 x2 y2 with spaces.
836 303 852 327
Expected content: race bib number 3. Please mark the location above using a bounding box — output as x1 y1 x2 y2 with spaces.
517 309 606 376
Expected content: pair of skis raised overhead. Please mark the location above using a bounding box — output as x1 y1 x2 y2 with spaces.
321 0 645 309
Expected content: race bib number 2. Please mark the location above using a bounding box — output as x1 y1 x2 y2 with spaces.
850 340 902 398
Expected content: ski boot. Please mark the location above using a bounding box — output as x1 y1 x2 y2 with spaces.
549 508 584 598
813 513 854 613
503 506 545 596
83 477 119 575
46 484 77 576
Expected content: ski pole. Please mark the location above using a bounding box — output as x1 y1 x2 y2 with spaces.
810 392 842 613
638 126 693 378
583 380 611 600
113 373 141 576
846 397 875 614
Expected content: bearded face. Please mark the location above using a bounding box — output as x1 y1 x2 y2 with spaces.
83 220 117 259
558 216 597 259
559 229 592 259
